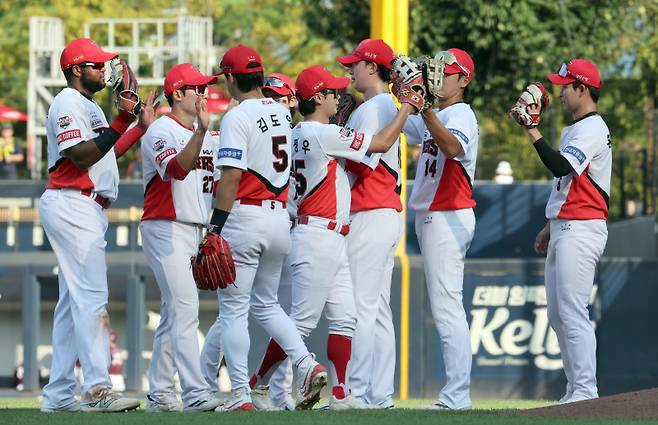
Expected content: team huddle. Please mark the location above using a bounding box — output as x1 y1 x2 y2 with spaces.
38 36 611 412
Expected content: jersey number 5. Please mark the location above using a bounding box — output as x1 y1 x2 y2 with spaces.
291 159 307 199
272 136 289 172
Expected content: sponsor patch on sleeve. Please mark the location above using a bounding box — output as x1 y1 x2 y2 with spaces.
57 115 73 129
210 130 220 137
155 147 177 165
349 132 365 151
448 128 469 144
56 129 82 144
339 127 355 141
218 147 243 160
562 145 587 164
153 139 166 152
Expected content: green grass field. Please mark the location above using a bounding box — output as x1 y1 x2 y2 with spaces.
1 398 655 425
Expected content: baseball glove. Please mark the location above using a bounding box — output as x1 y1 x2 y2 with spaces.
108 59 141 116
414 55 443 107
509 82 550 128
330 91 359 126
390 55 427 113
190 232 236 290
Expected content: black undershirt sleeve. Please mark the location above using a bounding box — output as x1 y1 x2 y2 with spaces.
533 138 575 177
93 127 122 155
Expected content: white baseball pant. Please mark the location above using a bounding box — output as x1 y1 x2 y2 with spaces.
39 189 112 409
141 220 214 406
219 201 310 392
347 208 401 407
545 219 607 402
415 208 475 410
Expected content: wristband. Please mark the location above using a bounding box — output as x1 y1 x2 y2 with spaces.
208 208 230 234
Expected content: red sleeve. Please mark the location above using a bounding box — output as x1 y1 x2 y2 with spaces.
345 159 373 180
109 110 134 134
114 125 146 157
165 156 190 180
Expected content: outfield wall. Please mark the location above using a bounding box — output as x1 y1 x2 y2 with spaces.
0 181 656 398
1 254 656 399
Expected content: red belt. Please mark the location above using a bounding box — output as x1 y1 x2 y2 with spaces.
81 189 111 209
239 199 287 209
297 215 350 236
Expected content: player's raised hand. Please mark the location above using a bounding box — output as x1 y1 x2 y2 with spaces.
138 90 156 129
509 82 550 128
196 97 209 132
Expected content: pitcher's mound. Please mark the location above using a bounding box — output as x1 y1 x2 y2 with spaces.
520 388 658 419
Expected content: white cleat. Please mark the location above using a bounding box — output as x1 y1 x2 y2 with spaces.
329 395 377 411
184 398 224 412
559 394 597 404
40 401 81 413
146 395 182 412
295 356 328 410
215 390 255 412
80 387 141 412
423 400 472 411
251 386 281 411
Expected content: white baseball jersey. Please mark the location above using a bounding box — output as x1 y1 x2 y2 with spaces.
45 87 118 201
404 103 479 211
345 93 402 212
291 121 372 223
217 98 292 202
141 114 220 224
545 112 612 220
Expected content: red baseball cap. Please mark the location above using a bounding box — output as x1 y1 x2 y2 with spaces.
164 63 218 96
218 45 264 75
337 38 394 69
547 59 601 89
295 65 350 101
263 73 296 97
60 38 117 71
443 48 475 78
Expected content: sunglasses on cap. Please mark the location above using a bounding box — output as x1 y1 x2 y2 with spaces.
321 88 339 98
78 62 105 70
178 85 208 96
558 63 571 77
264 76 294 92
435 51 470 77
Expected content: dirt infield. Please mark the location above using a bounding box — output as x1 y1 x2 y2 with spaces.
520 388 658 419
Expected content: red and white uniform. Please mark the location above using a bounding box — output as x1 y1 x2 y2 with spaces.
404 103 478 211
293 122 373 223
543 112 611 403
40 87 117 408
141 114 219 223
207 98 312 394
45 87 117 200
289 121 372 394
403 102 479 410
139 114 219 407
545 112 611 220
344 93 401 408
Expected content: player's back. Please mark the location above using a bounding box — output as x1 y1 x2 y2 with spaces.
217 98 292 203
291 121 372 223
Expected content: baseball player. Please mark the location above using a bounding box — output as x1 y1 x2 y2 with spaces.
200 72 299 411
511 59 610 403
402 48 479 410
140 63 223 412
40 38 154 412
205 45 327 412
247 65 419 410
336 38 401 408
